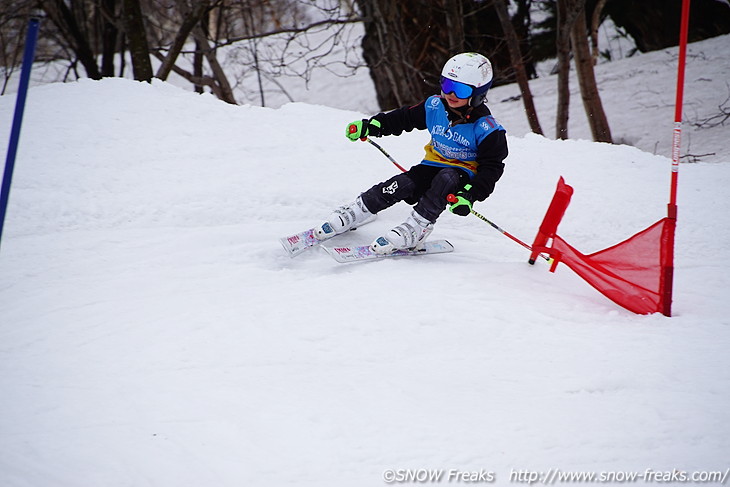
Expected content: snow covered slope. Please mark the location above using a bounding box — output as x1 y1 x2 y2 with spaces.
1 39 729 487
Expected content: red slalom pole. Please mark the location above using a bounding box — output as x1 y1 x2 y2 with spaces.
669 0 691 212
661 0 690 317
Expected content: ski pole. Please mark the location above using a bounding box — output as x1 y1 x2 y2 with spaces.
445 194 544 256
348 123 408 172
364 138 407 173
359 133 550 261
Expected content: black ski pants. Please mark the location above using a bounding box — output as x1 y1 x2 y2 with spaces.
360 164 470 223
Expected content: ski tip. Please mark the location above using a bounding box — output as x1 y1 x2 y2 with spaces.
279 228 318 257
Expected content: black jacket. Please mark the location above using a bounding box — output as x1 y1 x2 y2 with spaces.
369 97 508 201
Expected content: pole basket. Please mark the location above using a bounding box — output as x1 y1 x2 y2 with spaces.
530 177 675 316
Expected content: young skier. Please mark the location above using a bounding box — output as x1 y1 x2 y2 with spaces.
314 52 508 254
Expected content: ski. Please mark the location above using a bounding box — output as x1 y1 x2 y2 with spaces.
323 239 454 263
279 216 377 257
279 228 320 257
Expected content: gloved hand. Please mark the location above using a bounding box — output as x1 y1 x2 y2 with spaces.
447 184 475 216
346 118 381 141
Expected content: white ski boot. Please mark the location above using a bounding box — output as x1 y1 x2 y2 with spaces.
314 196 375 240
370 210 434 254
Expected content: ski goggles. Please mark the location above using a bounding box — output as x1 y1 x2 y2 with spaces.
440 76 475 99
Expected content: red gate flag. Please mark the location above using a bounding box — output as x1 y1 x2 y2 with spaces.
528 0 689 316
529 177 674 315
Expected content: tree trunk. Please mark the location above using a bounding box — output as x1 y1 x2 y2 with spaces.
100 0 119 77
571 8 612 143
156 0 211 81
193 39 204 94
590 0 608 64
494 0 542 135
555 0 579 139
356 0 470 110
191 25 237 104
357 0 427 109
42 0 102 79
442 0 465 54
122 0 153 82
356 0 533 110
555 0 570 139
151 50 226 100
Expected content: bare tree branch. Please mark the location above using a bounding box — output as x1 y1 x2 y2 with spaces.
691 84 730 129
193 16 364 52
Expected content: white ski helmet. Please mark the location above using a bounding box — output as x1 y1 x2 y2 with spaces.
440 52 493 106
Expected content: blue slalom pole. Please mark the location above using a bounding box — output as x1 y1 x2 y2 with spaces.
0 16 41 250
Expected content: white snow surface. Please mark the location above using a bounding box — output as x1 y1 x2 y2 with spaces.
1 35 729 486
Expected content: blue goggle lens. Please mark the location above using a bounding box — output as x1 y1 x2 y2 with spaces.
440 77 475 99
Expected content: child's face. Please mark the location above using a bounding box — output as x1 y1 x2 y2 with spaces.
444 93 470 108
